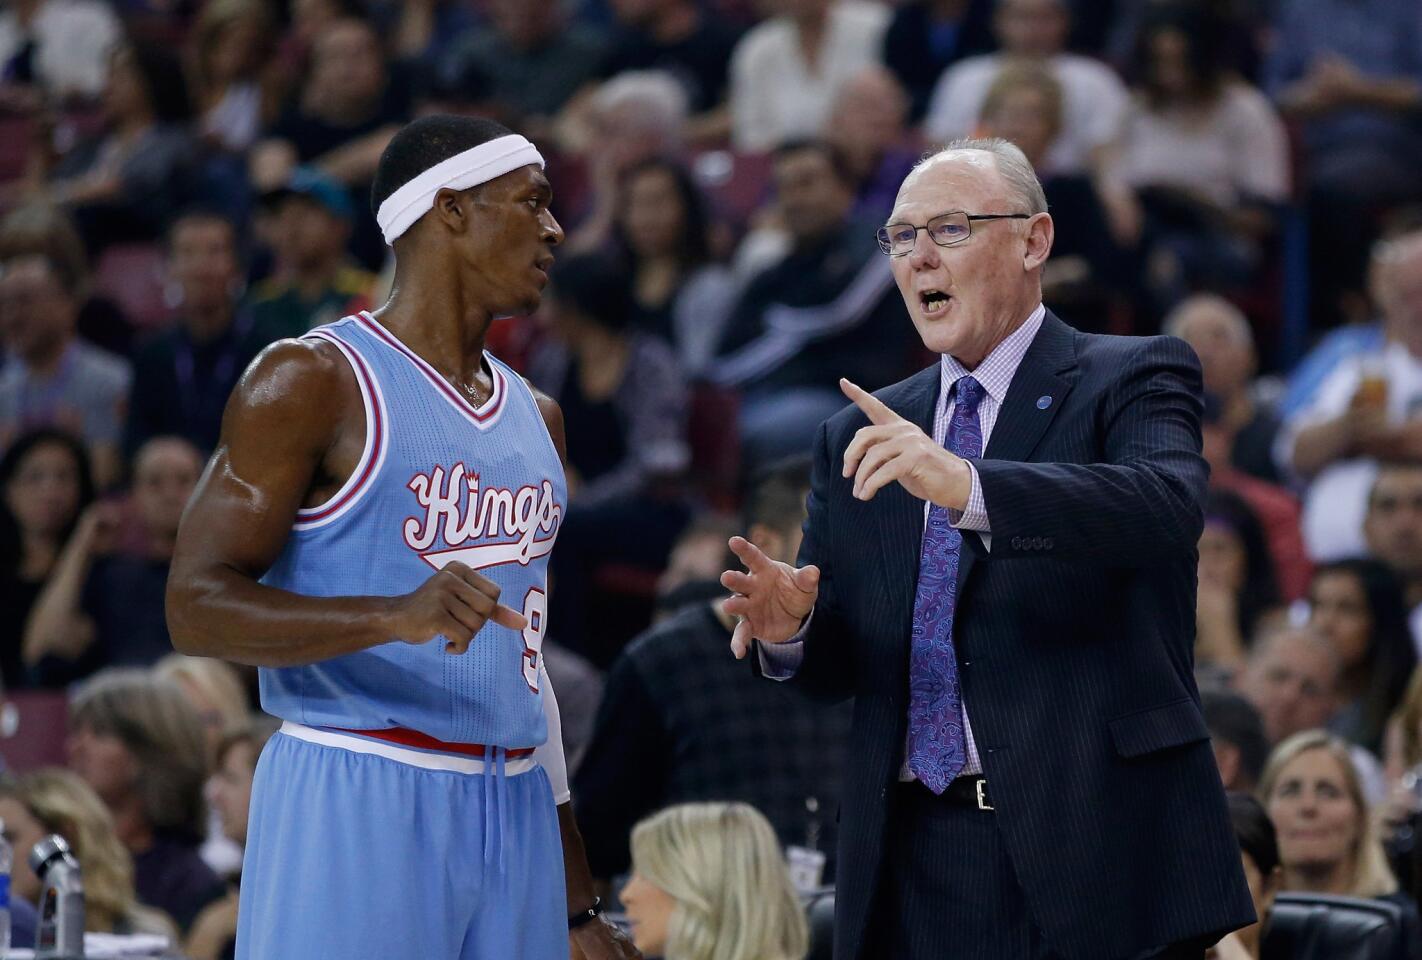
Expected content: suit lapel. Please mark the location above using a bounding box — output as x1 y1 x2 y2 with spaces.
956 312 1079 600
875 365 941 626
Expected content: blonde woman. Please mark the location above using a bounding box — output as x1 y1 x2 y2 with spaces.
621 802 807 960
154 653 251 763
0 769 176 938
67 668 227 931
1259 730 1422 948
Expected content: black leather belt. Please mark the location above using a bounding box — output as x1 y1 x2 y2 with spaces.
938 774 993 810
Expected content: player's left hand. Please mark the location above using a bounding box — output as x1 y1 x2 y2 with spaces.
570 916 642 960
840 378 973 508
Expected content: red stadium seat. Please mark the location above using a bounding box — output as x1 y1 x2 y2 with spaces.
93 242 172 331
0 690 69 774
690 149 773 231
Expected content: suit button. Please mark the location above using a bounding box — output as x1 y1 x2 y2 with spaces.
1032 537 1044 549
1044 537 1054 550
1011 536 1023 549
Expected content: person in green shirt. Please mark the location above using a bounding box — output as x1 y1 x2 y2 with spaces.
251 166 376 340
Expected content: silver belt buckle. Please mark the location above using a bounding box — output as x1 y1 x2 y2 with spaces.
975 778 993 811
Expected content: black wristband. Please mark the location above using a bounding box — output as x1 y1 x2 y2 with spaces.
568 897 602 931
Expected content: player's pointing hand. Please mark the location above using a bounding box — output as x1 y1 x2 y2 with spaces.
385 561 528 654
721 536 819 659
840 377 973 509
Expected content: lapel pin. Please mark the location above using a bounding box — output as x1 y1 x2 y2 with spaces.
1036 395 1052 410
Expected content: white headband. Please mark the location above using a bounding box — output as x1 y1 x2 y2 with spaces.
375 134 546 245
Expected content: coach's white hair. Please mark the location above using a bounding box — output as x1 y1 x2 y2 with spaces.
630 802 808 960
915 137 1048 216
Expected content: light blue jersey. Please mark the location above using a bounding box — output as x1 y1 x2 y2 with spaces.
258 311 566 749
238 312 570 960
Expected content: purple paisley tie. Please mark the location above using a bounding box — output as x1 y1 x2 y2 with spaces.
906 375 984 794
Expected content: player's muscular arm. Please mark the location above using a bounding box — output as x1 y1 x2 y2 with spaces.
167 341 523 667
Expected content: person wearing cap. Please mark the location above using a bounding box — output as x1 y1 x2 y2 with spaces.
251 166 376 340
166 115 639 960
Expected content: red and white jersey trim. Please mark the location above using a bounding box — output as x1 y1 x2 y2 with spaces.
293 329 389 531
356 310 508 430
277 722 537 776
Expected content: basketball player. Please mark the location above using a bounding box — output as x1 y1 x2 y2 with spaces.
167 116 638 960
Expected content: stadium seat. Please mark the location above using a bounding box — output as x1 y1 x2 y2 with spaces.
806 889 834 960
0 113 35 184
93 242 172 331
1263 892 1409 960
690 150 773 232
686 382 741 510
0 691 68 774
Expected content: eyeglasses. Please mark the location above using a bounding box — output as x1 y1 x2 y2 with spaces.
876 211 1032 256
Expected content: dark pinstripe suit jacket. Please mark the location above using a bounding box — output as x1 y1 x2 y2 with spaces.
784 311 1255 960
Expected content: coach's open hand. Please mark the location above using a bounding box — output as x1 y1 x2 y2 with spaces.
571 917 642 960
840 378 973 509
721 537 819 659
383 561 528 654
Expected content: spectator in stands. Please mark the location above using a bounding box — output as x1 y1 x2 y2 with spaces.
1278 225 1422 422
184 718 278 960
0 253 130 487
1237 625 1341 745
1202 687 1271 794
0 203 132 358
729 0 890 151
598 0 740 139
610 158 736 375
38 43 195 251
436 0 605 131
1381 669 1422 851
1195 489 1281 669
250 15 409 268
189 0 277 155
1260 730 1422 948
574 459 850 883
1112 4 1289 314
251 167 375 340
823 65 919 224
0 427 91 689
154 654 250 767
0 0 122 105
653 512 740 617
881 0 995 122
21 436 201 683
975 62 1132 334
714 139 912 469
566 70 690 251
1308 559 1417 753
1215 793 1282 960
1265 0 1422 328
924 0 1127 179
531 251 690 665
68 669 226 932
1199 396 1310 604
1280 228 1422 562
620 802 809 960
0 768 175 935
125 212 266 457
1166 295 1281 484
1364 464 1422 645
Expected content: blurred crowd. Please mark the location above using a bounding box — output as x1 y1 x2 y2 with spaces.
0 0 1420 957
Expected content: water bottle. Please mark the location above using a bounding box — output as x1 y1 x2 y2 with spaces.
0 816 12 957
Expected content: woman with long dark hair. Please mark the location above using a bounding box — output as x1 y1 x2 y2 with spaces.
1195 488 1281 668
1309 558 1417 753
0 428 93 688
609 158 736 377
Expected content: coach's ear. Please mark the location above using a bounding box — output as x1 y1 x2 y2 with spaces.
1022 212 1054 272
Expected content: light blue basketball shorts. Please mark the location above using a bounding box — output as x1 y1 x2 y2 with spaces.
236 722 567 960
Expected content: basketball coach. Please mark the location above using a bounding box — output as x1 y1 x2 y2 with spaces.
721 138 1254 960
